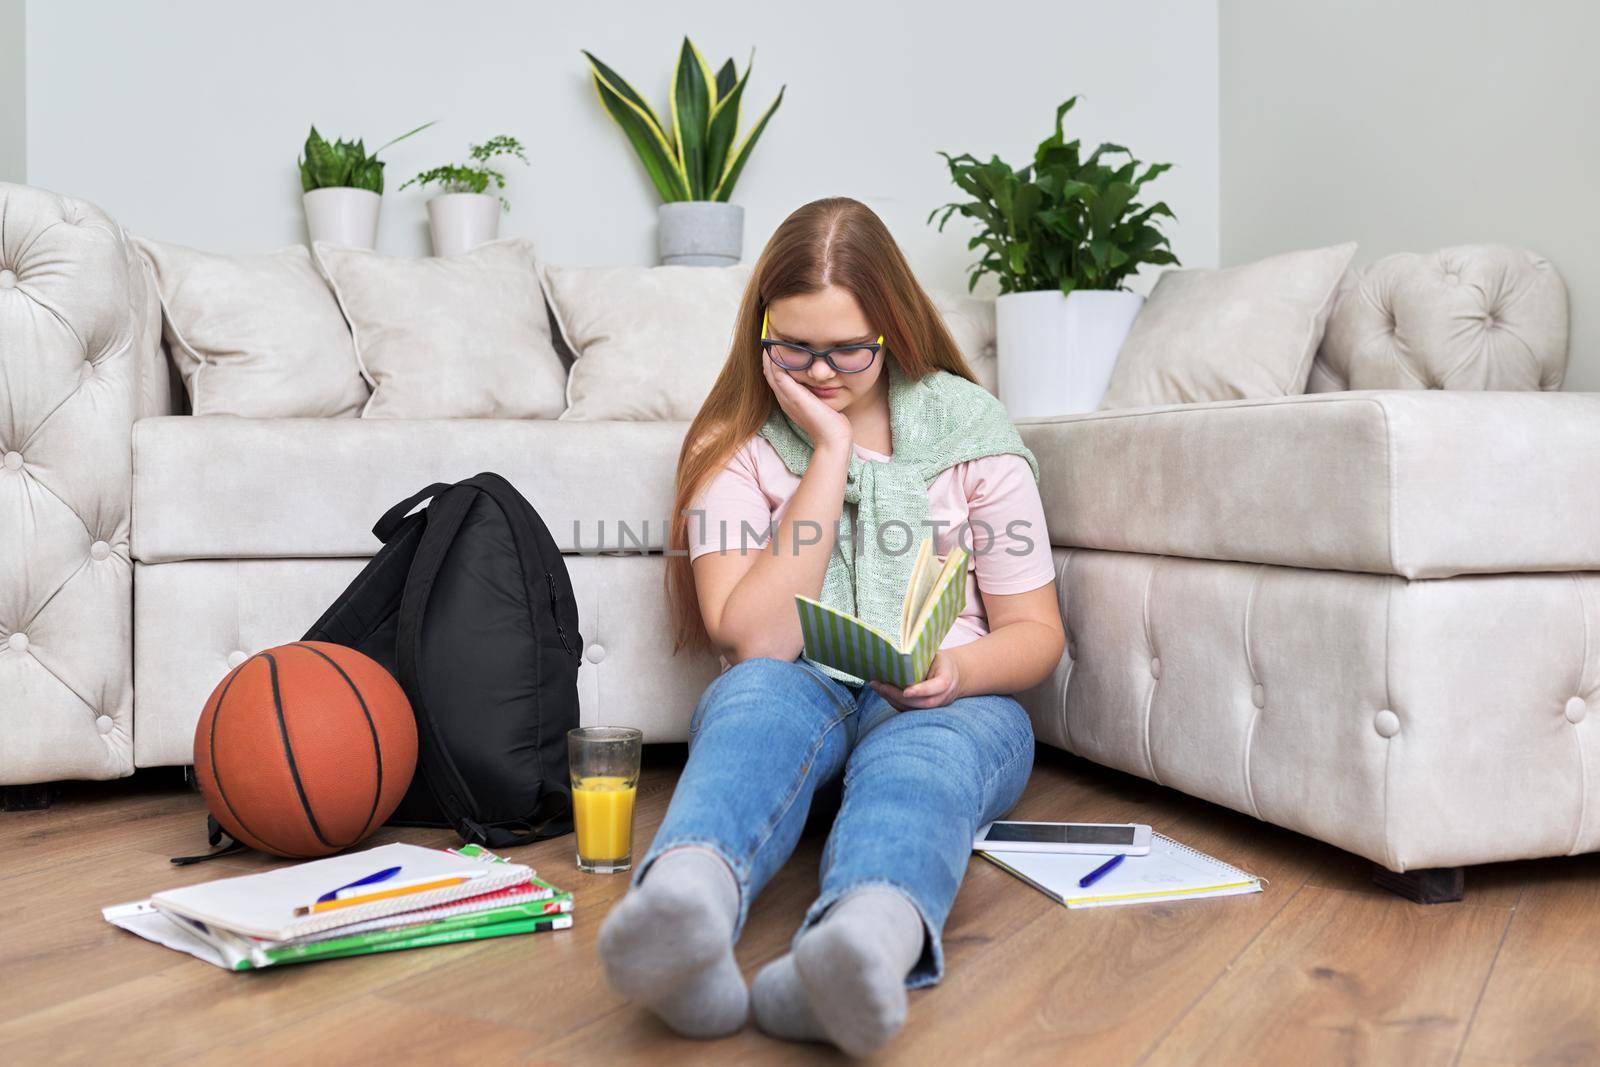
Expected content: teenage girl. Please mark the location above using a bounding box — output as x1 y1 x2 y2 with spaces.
597 196 1065 1057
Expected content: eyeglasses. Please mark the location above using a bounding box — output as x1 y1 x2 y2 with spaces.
760 310 883 374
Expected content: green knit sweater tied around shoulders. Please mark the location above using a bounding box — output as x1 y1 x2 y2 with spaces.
757 359 1039 684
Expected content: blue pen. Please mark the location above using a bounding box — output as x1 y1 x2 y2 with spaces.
316 865 402 904
1078 854 1125 889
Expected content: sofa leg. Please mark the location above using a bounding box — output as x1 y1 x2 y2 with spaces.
1 783 53 811
1372 864 1465 904
182 765 201 793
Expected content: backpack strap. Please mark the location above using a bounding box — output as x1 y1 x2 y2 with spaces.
170 814 249 866
460 789 573 849
392 484 500 848
373 482 454 543
301 518 421 652
451 472 580 851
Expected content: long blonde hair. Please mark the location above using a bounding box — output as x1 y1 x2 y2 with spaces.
666 196 979 653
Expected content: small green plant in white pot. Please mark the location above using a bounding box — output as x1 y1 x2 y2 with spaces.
402 136 530 257
299 123 432 249
932 97 1178 417
583 38 784 266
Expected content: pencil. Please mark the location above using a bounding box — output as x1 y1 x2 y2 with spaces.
293 875 475 916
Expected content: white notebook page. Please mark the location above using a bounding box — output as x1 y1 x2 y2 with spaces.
977 833 1260 909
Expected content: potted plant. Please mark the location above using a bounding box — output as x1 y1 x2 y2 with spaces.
401 136 530 257
931 97 1179 417
299 123 431 249
583 38 784 266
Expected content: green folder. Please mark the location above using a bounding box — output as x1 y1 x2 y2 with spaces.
796 538 968 687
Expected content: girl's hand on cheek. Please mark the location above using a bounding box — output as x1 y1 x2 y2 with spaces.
870 652 962 710
762 352 853 452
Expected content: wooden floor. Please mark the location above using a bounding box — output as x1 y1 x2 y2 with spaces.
2 744 1596 1067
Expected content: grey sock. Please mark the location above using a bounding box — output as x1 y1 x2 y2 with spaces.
596 846 749 1038
780 886 927 1056
750 953 826 1044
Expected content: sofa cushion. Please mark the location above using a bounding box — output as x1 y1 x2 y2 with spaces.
132 416 689 562
545 263 752 421
133 237 369 418
1099 242 1357 409
1019 389 1600 579
1311 245 1569 392
314 238 568 419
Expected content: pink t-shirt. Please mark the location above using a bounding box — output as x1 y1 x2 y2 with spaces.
687 436 1056 650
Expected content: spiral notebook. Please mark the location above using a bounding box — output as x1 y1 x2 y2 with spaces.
148 842 534 941
977 833 1261 908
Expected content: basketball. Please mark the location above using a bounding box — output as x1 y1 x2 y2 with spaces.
192 641 418 858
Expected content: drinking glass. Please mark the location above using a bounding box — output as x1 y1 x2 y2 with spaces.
567 726 643 873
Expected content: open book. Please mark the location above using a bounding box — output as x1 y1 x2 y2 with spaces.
795 538 968 687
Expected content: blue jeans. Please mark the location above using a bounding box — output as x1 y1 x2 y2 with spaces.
631 656 1036 989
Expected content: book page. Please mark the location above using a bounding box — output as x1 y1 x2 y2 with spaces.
905 547 968 649
900 538 938 646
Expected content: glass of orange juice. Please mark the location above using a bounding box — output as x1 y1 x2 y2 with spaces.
567 726 642 874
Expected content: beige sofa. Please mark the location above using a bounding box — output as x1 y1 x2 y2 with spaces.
4 181 1594 903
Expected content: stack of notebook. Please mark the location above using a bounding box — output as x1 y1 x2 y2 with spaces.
104 842 572 971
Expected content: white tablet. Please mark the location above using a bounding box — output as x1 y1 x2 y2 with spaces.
973 820 1152 855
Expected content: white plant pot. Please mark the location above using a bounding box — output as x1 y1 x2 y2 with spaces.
427 192 502 258
994 289 1145 418
658 201 744 266
302 187 381 250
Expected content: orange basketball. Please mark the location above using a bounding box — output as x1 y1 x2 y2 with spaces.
192 641 418 858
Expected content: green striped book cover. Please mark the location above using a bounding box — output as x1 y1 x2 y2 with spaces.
795 546 968 687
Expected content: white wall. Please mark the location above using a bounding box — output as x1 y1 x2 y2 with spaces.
0 0 22 183
1220 0 1600 391
23 0 1220 295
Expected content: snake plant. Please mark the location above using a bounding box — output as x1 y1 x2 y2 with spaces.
299 122 434 194
582 38 785 202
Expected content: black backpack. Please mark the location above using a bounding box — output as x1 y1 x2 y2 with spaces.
299 472 583 848
172 472 581 866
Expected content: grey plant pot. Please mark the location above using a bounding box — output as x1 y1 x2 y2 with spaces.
658 201 744 266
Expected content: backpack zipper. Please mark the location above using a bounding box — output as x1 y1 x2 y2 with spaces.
544 569 578 658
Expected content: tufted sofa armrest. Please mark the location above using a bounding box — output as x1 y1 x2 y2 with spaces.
0 182 163 785
1309 244 1569 392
